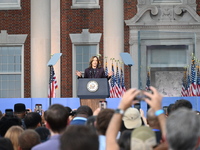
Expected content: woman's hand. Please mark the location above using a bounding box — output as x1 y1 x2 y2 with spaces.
76 70 82 77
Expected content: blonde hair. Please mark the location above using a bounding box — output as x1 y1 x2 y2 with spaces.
4 125 24 150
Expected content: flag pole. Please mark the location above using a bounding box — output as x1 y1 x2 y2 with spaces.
49 65 53 106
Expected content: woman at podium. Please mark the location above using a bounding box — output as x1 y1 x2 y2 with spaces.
76 56 112 79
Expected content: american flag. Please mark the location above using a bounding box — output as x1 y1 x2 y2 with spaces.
146 70 151 91
120 66 126 96
105 59 108 76
196 66 200 96
185 72 191 97
109 64 116 98
189 58 197 96
181 70 187 97
115 64 121 97
48 66 58 98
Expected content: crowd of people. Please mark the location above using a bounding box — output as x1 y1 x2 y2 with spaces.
0 86 200 150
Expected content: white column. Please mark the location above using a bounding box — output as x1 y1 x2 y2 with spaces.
51 0 61 97
104 0 124 68
31 0 51 98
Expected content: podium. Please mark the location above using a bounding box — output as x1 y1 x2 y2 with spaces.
77 78 110 111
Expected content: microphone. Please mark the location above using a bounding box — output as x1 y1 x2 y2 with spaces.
89 70 92 78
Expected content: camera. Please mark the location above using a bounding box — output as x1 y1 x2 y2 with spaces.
35 104 42 115
134 90 152 101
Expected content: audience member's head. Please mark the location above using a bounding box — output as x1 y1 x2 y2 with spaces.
121 108 142 132
45 104 69 134
131 126 157 150
14 103 26 119
76 105 93 118
167 103 175 116
166 108 200 150
60 125 99 150
147 108 160 129
173 99 192 111
24 112 42 129
0 137 14 150
35 127 50 142
65 106 72 114
118 130 132 150
0 115 22 137
96 108 114 135
18 129 40 150
4 125 24 150
85 115 97 132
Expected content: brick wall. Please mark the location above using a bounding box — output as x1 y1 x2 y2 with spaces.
0 0 31 97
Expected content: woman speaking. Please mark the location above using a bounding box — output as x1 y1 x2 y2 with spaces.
76 56 112 79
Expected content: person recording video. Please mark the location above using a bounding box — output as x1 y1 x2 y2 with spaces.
76 56 112 79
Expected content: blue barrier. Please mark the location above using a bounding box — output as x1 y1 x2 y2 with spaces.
0 97 199 115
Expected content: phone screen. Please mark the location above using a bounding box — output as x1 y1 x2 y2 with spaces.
35 104 42 115
134 103 141 110
5 109 13 117
99 101 107 109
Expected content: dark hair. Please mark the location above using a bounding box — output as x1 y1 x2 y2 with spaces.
0 137 14 150
89 56 100 68
76 105 93 117
167 104 175 115
45 104 69 133
18 129 40 150
118 130 132 150
0 116 22 137
24 112 42 129
85 116 97 132
60 125 98 150
174 99 192 110
35 127 50 142
96 109 114 135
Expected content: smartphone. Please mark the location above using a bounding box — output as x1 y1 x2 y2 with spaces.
163 106 168 115
35 104 42 115
99 101 107 110
134 103 141 110
5 109 13 117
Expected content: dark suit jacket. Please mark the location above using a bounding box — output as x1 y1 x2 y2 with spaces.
84 67 106 78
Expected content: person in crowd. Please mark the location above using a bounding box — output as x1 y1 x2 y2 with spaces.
70 105 93 125
4 125 24 150
120 107 142 132
24 112 42 129
85 115 97 132
60 125 99 150
166 108 200 150
18 129 40 150
32 104 69 150
35 127 50 143
96 108 115 150
76 56 112 79
147 108 162 144
173 99 192 110
14 103 26 128
0 137 14 150
0 115 22 137
106 87 166 150
131 126 157 150
167 103 175 116
118 130 132 150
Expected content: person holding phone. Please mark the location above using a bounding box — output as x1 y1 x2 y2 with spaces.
76 56 112 79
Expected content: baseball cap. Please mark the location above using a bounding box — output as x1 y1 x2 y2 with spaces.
122 108 142 129
14 103 26 113
131 126 156 150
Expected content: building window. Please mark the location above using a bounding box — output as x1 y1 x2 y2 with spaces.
0 30 27 98
0 0 21 10
71 0 100 9
70 29 102 97
76 45 97 73
0 46 22 98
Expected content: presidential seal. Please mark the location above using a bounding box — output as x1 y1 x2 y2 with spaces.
87 81 98 92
